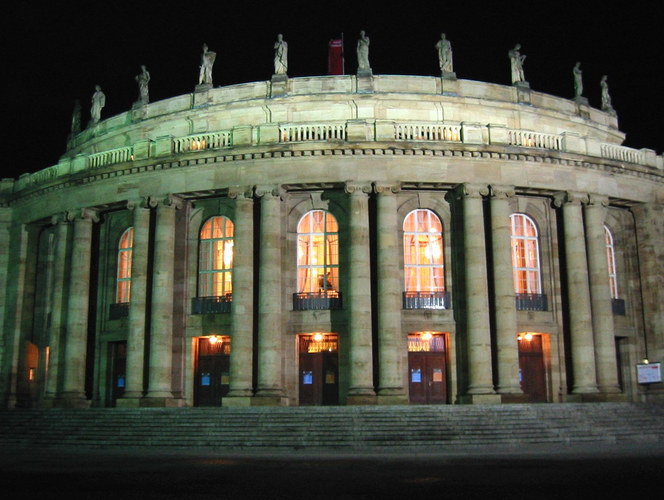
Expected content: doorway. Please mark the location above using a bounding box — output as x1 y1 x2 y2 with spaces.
298 334 339 406
108 341 127 407
408 333 448 404
518 333 547 402
194 336 230 407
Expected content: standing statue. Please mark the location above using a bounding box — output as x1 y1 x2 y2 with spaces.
573 62 583 98
70 99 82 137
435 33 453 74
357 30 371 73
600 75 614 113
273 34 288 75
198 43 216 86
135 65 150 105
90 85 106 125
508 44 526 84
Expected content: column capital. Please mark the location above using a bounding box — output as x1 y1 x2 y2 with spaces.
586 194 609 208
373 182 401 195
148 194 184 210
228 186 254 200
489 185 515 199
65 207 99 223
126 197 150 210
50 212 71 225
254 184 284 199
461 183 489 199
344 181 372 195
553 191 588 208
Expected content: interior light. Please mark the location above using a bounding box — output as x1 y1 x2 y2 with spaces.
422 332 433 341
209 335 219 345
313 333 324 342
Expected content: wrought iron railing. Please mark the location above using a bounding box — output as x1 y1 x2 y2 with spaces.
109 302 130 320
402 291 450 310
191 295 232 314
293 291 342 311
515 293 548 311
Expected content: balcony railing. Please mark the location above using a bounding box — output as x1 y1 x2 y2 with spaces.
515 293 548 311
293 291 342 311
611 298 626 316
402 291 450 310
109 302 130 320
191 295 232 314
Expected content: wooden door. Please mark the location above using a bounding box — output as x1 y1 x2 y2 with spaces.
109 341 127 407
195 338 230 406
518 335 546 402
298 335 339 406
408 352 447 404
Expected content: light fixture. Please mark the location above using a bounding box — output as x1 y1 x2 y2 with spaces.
422 332 433 341
208 335 219 345
313 333 324 342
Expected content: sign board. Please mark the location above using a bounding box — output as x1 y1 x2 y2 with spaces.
636 362 662 384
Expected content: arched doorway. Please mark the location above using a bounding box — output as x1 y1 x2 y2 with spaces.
298 333 339 406
518 332 547 402
408 332 448 404
194 336 230 406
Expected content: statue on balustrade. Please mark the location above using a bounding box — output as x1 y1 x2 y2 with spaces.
90 85 106 125
198 43 216 86
135 65 150 105
573 62 583 98
435 33 453 75
273 34 288 75
357 30 371 74
508 43 526 85
600 75 615 114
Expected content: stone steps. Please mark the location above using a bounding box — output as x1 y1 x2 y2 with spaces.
1 403 663 450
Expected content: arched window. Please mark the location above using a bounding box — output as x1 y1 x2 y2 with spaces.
198 216 234 298
510 213 542 295
403 209 446 308
116 227 133 303
605 225 618 299
297 210 339 296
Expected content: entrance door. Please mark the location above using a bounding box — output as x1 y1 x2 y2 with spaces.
108 341 127 407
195 337 230 407
298 334 339 406
408 334 447 404
518 334 546 402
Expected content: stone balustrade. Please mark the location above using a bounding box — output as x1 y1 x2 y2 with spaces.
173 131 232 153
279 123 346 142
507 129 563 151
88 147 134 169
600 143 645 164
394 123 461 142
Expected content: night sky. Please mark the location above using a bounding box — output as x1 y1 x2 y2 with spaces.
3 2 662 180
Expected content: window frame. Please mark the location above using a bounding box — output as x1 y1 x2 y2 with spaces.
198 215 235 298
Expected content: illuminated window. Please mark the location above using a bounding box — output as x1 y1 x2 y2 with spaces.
510 214 542 294
605 226 618 299
297 210 339 295
403 209 444 293
198 216 234 298
116 227 133 303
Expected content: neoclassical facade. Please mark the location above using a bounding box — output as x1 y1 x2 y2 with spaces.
1 72 663 408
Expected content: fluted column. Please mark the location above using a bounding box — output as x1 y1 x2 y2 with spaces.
490 186 523 397
224 187 255 405
374 182 406 403
118 199 151 406
144 195 181 404
461 184 498 401
554 191 598 395
60 208 98 407
585 195 621 395
345 182 376 403
43 215 70 403
254 185 286 404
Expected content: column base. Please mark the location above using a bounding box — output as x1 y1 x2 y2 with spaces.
54 393 91 408
140 397 184 408
499 393 531 404
376 394 409 405
251 395 289 407
222 396 253 407
566 392 629 403
457 393 502 405
346 394 377 405
116 397 143 408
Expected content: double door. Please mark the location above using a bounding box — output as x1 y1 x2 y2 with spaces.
408 352 447 404
299 335 339 406
195 337 230 406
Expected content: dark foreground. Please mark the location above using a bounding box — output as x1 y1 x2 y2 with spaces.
1 444 663 499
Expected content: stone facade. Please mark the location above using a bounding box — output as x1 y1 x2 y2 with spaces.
1 74 662 408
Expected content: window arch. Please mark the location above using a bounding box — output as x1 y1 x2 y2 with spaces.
116 227 133 303
198 216 234 298
510 213 542 295
605 225 618 299
297 210 339 295
403 209 445 294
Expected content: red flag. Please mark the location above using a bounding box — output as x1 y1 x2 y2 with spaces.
328 37 344 75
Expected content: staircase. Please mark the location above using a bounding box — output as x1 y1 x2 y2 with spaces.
1 403 663 451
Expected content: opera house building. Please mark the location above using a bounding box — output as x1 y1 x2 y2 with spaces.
1 46 663 409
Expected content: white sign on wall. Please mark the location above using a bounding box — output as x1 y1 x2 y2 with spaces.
636 362 662 384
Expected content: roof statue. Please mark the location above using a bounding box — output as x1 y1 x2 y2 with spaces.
273 34 288 76
198 43 216 86
135 65 150 105
357 30 371 75
90 85 105 125
600 75 616 115
508 44 527 86
435 33 454 77
573 62 583 99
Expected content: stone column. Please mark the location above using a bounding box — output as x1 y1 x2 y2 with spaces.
584 195 621 396
59 208 98 407
117 199 151 407
224 187 255 406
143 195 181 405
460 184 499 402
253 185 287 405
374 182 407 404
632 202 664 395
345 182 376 404
43 215 70 404
554 192 599 396
490 186 523 398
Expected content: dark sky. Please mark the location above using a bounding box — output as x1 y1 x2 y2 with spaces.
3 2 662 179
